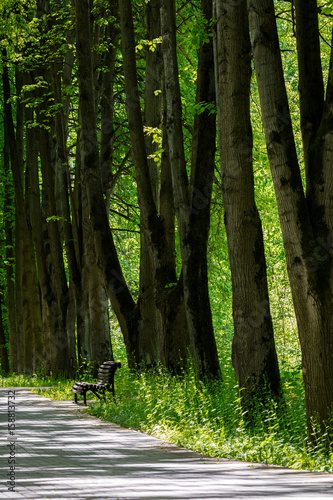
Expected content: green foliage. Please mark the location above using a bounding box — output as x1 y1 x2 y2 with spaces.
1 0 332 470
136 37 162 52
320 0 333 15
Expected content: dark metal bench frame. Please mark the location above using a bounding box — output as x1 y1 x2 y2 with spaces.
70 360 121 405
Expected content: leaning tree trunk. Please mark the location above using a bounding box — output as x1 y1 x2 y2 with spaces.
81 185 113 373
215 0 281 411
249 0 333 441
75 0 138 368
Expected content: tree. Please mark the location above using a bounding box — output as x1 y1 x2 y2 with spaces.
74 0 221 377
3 120 17 372
214 0 281 412
249 0 333 441
2 50 44 374
119 0 221 377
0 287 10 373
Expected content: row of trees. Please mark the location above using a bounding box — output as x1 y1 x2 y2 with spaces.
1 0 333 442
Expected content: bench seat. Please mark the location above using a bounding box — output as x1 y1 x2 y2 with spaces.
71 360 121 404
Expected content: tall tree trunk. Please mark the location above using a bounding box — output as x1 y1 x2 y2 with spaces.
0 288 10 374
139 0 165 367
53 69 78 375
75 0 137 367
14 213 24 374
184 0 220 379
100 4 120 213
25 103 45 374
3 124 17 372
161 0 221 378
26 106 52 375
294 0 324 203
72 5 116 374
119 0 192 371
38 120 71 377
3 55 43 374
249 0 333 441
81 184 113 372
215 0 281 410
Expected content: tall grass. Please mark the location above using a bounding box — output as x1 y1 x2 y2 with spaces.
0 373 57 387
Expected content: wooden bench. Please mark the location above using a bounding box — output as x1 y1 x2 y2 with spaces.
71 360 121 405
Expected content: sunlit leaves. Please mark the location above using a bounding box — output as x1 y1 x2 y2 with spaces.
320 0 333 15
135 36 162 52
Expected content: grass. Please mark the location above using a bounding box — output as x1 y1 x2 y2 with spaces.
0 372 57 388
3 361 333 474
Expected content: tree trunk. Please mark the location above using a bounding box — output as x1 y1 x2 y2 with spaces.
138 0 164 368
0 288 10 374
14 214 24 374
120 0 193 371
161 0 221 378
3 123 17 373
37 109 71 377
294 0 324 201
25 102 45 374
81 184 113 373
249 0 333 440
215 0 280 409
75 0 138 368
100 4 120 213
52 68 78 375
2 55 43 375
183 0 221 379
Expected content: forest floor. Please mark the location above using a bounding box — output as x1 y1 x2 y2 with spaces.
1 388 333 499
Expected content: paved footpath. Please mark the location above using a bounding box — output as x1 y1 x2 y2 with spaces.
1 388 333 500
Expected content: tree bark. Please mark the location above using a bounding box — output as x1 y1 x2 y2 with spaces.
3 123 17 372
37 106 71 376
119 0 194 371
294 0 324 203
249 0 333 441
0 288 10 374
139 0 165 368
2 55 43 374
75 0 137 367
215 0 281 409
52 68 78 375
161 0 221 378
25 102 45 374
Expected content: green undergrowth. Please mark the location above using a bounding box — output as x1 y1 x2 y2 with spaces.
2 366 333 473
1 373 59 388
0 372 77 399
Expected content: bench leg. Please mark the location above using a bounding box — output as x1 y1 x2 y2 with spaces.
74 393 78 404
84 392 86 405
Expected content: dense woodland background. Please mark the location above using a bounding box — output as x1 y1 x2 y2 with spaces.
1 0 333 446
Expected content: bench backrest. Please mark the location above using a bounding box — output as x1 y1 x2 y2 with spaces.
97 361 121 385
